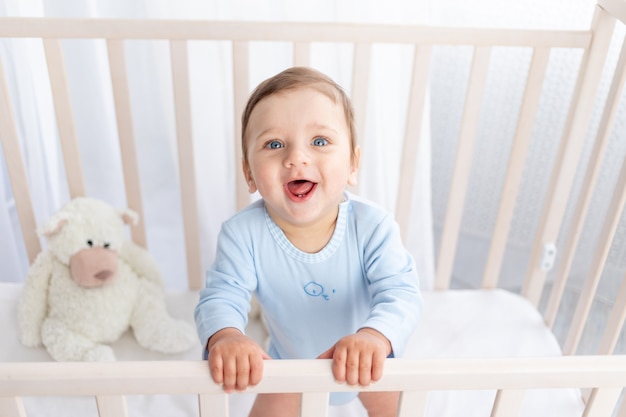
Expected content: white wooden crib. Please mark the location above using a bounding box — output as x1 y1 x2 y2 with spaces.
1 0 626 416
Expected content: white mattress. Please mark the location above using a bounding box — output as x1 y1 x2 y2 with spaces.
0 283 583 417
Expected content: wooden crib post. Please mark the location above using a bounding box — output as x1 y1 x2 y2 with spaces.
198 393 229 417
490 389 525 417
301 392 330 417
96 395 129 417
170 39 204 290
481 47 550 289
435 46 491 290
350 42 372 195
106 38 148 248
0 397 26 417
396 45 432 244
521 5 616 306
562 35 626 356
0 54 40 263
545 30 626 331
42 38 86 199
396 391 428 417
582 387 623 417
293 42 311 67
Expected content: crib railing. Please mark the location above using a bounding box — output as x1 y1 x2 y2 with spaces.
1 357 626 417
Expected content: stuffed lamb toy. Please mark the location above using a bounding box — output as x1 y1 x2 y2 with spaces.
17 197 196 361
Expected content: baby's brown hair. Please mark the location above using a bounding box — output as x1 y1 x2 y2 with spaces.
241 67 357 166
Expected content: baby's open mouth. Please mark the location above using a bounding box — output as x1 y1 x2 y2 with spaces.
286 179 317 198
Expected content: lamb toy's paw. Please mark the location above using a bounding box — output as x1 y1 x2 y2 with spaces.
18 330 43 348
83 345 116 362
134 319 197 354
153 320 197 354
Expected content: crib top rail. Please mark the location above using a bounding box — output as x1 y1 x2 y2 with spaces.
0 17 591 47
3 357 626 395
1 357 626 417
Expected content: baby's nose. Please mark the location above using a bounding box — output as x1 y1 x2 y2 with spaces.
284 145 309 167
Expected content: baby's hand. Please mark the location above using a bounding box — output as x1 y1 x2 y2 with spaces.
317 328 392 386
207 327 270 392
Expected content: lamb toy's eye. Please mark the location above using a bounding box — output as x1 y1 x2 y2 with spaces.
103 243 110 249
86 240 93 247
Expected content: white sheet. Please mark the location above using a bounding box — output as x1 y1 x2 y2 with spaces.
0 283 583 417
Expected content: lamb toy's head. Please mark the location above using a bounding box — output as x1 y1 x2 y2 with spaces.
39 197 138 288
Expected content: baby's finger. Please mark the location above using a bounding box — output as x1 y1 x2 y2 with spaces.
344 349 361 386
208 354 224 384
221 355 239 392
248 353 265 387
358 352 373 386
234 356 251 391
331 347 347 383
370 350 386 382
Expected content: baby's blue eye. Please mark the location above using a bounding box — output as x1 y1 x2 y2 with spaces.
312 137 328 146
266 140 283 149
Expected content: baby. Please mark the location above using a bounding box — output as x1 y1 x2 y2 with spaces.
195 66 422 417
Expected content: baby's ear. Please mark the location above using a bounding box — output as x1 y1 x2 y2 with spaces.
347 146 361 186
242 159 257 193
38 215 69 238
118 208 139 226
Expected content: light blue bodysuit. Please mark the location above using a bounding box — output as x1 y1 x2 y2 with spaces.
195 193 422 404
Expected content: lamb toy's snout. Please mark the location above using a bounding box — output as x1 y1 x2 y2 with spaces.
69 246 119 288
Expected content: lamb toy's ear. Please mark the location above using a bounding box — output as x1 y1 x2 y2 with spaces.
38 214 69 238
119 208 139 226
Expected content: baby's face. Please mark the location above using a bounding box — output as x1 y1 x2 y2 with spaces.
243 86 359 232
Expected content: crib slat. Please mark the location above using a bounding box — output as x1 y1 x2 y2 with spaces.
198 393 229 417
0 397 26 417
397 390 427 417
546 33 626 329
301 392 329 417
521 7 615 306
396 45 432 240
615 391 626 417
96 395 128 417
598 272 626 354
582 387 622 417
561 32 626 351
170 40 203 290
482 47 550 289
490 389 525 417
436 46 491 290
0 53 40 263
563 129 626 355
106 39 147 248
42 38 86 198
293 42 311 67
350 42 371 194
233 41 250 211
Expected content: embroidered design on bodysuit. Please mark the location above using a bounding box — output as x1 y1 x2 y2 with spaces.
303 281 335 301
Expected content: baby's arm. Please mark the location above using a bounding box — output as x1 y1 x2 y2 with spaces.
207 327 270 392
317 327 391 386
